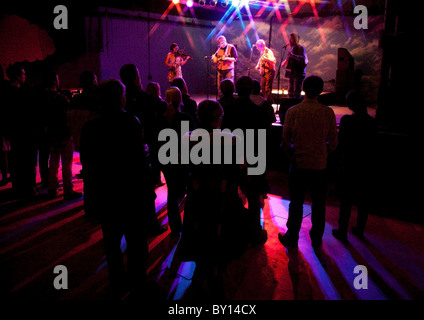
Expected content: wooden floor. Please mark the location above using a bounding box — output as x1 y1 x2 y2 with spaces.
1 152 423 305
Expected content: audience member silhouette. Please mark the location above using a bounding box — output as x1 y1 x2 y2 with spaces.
332 90 377 241
178 99 248 299
221 75 269 246
279 75 338 249
69 71 100 154
42 71 82 201
158 87 197 236
0 66 10 186
145 82 167 187
251 79 276 129
3 63 38 198
217 79 235 114
170 77 198 123
80 79 153 300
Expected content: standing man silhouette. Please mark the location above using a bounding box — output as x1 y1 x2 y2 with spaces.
281 33 308 99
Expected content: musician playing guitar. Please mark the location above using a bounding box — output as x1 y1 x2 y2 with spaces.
281 33 308 99
254 39 276 101
165 43 191 83
212 35 238 95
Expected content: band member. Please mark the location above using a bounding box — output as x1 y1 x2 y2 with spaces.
165 43 191 83
212 35 238 94
254 39 276 102
281 33 308 99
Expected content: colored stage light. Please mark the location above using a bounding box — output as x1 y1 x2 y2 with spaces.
186 0 194 7
172 0 180 4
198 0 206 5
221 0 230 7
232 0 240 7
210 0 218 6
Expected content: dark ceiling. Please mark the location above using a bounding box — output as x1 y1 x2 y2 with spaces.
3 0 386 24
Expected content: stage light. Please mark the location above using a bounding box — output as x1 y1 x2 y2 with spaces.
198 0 206 6
172 0 180 4
232 0 240 7
186 0 194 7
210 0 217 6
221 0 230 7
240 0 249 6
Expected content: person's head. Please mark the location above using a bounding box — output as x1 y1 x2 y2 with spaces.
119 64 141 89
165 87 182 112
42 70 60 90
6 63 26 85
170 77 188 96
98 79 126 111
220 79 234 97
252 79 261 95
235 75 254 97
146 82 161 99
217 35 227 48
346 90 367 114
170 43 179 52
197 99 223 131
80 71 98 92
289 33 300 46
255 39 266 51
302 75 323 99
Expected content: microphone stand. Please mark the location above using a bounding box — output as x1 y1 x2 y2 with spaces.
276 45 288 113
204 56 212 100
248 46 255 76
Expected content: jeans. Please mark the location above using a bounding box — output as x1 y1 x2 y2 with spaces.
286 165 327 241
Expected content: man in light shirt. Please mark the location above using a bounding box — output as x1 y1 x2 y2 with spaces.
279 75 338 249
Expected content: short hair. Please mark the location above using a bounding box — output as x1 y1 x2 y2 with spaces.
170 77 188 95
98 79 125 110
217 35 226 42
220 79 234 96
235 76 254 97
302 75 323 98
346 90 367 113
252 79 261 95
80 71 97 89
119 64 139 87
256 39 265 48
42 70 59 88
6 63 24 81
146 82 161 98
290 33 300 42
197 100 223 129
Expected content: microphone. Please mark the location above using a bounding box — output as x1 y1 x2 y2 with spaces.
282 43 290 48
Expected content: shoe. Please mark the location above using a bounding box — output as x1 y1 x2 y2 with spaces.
332 229 348 242
64 191 83 201
278 232 298 248
351 226 365 239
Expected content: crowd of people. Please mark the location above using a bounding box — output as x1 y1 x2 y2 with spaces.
0 33 376 300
